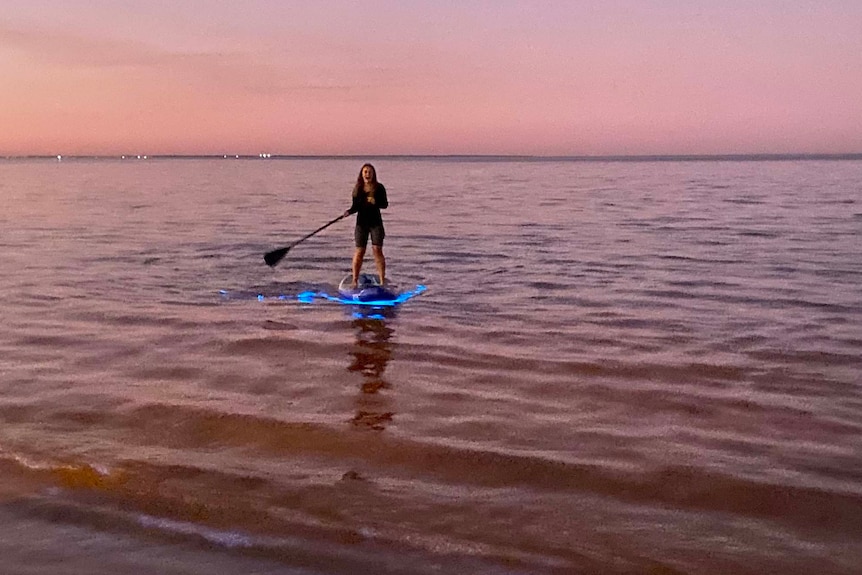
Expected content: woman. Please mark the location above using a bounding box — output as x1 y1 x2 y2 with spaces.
344 163 388 287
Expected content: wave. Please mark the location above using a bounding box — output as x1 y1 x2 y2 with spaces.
4 400 862 542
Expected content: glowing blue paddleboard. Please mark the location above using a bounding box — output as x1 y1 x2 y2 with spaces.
337 273 399 305
219 274 425 307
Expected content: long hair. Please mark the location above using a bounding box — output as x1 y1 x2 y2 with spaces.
352 163 378 197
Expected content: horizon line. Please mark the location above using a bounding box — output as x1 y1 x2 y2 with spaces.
3 152 862 162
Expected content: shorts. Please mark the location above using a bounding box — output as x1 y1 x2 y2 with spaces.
355 224 385 248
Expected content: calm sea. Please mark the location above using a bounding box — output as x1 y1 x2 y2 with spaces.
1 157 861 574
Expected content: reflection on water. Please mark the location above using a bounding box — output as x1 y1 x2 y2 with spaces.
347 310 396 431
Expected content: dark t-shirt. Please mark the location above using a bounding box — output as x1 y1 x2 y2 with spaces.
348 183 388 228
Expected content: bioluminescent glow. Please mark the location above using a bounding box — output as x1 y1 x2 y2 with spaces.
319 284 427 307
219 285 427 309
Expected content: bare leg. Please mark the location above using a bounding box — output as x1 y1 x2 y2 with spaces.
372 245 385 285
352 247 366 287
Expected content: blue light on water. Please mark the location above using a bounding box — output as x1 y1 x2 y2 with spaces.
319 284 427 307
297 291 316 304
219 284 426 308
352 311 387 320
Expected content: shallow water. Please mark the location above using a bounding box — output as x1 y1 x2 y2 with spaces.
1 157 861 574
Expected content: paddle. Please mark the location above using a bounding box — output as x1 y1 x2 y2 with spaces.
264 212 347 267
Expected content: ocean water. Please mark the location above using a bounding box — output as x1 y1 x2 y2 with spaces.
1 156 861 574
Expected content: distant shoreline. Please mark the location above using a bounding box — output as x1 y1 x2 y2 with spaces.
3 153 862 162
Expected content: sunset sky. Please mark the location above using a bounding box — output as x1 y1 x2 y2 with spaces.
2 1 861 156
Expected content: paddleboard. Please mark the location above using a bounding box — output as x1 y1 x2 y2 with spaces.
337 273 399 304
219 275 425 307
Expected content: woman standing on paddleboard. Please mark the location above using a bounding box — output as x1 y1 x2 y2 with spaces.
344 163 388 288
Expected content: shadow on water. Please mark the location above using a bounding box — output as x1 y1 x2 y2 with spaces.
346 307 397 431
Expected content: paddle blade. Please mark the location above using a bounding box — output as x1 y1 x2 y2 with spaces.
264 246 290 267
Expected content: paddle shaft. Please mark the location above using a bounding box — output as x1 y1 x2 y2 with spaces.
264 212 347 267
293 213 347 247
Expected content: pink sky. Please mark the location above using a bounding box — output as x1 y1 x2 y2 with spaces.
2 1 861 156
